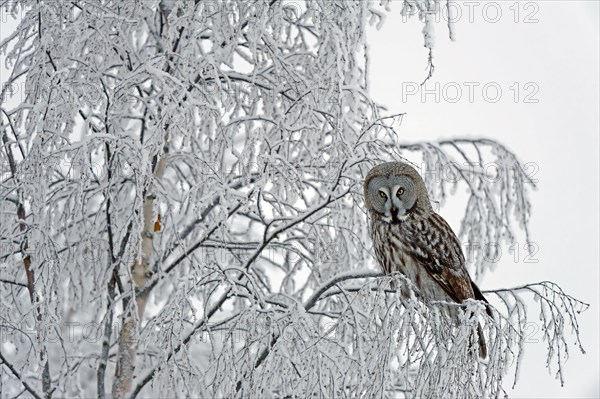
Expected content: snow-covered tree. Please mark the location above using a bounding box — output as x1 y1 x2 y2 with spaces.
0 1 587 398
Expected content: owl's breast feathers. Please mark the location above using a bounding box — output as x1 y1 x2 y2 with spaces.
372 211 490 310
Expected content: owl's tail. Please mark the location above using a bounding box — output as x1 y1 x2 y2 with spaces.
470 279 493 317
469 279 490 358
476 322 487 359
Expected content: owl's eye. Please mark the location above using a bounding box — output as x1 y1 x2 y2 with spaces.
397 187 405 197
379 191 387 199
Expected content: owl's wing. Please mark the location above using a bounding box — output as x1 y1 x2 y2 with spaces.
405 213 476 304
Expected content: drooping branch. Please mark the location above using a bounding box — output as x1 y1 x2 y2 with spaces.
0 351 44 399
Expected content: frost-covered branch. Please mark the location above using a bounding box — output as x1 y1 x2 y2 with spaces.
485 281 589 387
0 351 44 399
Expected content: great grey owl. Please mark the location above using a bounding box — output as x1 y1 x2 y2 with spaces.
364 161 491 358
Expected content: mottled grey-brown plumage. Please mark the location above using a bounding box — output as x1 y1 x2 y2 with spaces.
364 161 489 358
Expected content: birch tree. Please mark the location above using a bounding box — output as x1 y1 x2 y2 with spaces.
0 1 588 398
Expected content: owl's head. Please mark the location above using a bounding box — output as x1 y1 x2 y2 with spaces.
364 161 432 223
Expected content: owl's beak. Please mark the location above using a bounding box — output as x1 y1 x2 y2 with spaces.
391 207 398 214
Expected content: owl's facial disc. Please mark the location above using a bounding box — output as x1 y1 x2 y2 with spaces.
367 175 418 223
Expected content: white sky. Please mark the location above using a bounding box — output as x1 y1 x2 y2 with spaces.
368 1 599 397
